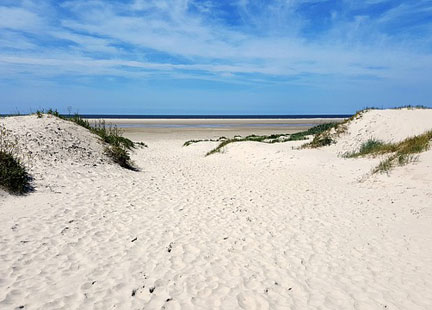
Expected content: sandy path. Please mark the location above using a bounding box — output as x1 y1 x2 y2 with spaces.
1 133 431 309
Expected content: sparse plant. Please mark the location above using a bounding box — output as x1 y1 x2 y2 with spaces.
306 134 334 148
0 125 32 194
69 113 92 130
47 108 61 117
34 110 138 170
374 158 393 173
344 139 386 158
136 142 148 148
73 117 137 170
205 123 339 155
345 131 432 173
105 145 136 170
184 137 228 147
91 120 135 150
393 105 430 110
206 139 233 156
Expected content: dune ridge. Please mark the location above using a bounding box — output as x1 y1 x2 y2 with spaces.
327 108 432 154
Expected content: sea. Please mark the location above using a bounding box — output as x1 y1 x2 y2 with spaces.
80 114 350 119
0 114 351 128
80 114 351 129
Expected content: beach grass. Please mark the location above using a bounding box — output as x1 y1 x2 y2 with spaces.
183 136 227 147
303 106 430 149
344 132 432 173
204 122 339 156
36 109 137 170
0 125 32 194
344 139 387 158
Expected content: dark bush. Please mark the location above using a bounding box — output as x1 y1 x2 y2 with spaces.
0 151 32 194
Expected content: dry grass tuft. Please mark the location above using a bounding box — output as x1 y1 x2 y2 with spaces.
344 131 432 173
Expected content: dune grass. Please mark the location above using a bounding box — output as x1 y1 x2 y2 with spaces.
0 151 32 194
344 139 387 158
393 105 430 110
183 136 227 147
37 109 137 170
303 106 431 149
302 110 371 149
0 125 32 194
204 123 339 156
344 131 432 173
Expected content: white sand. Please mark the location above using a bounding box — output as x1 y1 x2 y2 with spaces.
1 110 432 309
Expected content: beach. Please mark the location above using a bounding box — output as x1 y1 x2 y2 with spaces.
94 118 344 141
1 109 432 309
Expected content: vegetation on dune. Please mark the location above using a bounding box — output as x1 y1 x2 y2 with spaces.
0 125 32 194
105 145 135 170
92 120 135 150
393 105 430 110
206 139 235 156
299 123 341 148
136 141 148 148
303 106 430 149
302 109 374 149
202 122 339 156
344 139 386 158
0 152 32 194
36 109 138 170
302 106 432 172
344 132 432 173
304 134 334 148
183 136 227 147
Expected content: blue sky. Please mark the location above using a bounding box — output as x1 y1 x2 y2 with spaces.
1 0 432 114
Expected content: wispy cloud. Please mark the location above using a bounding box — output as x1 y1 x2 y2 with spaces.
0 0 431 113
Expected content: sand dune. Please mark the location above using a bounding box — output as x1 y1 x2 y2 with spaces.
329 108 432 154
0 109 431 309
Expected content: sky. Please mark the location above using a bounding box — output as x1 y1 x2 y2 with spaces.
1 0 432 115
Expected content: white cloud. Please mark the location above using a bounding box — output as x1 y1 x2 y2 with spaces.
0 6 42 30
0 0 431 89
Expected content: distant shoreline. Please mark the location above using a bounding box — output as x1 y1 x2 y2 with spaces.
86 117 347 130
106 118 347 140
0 113 352 119
81 114 352 119
0 114 353 119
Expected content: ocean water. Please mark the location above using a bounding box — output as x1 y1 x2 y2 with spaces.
79 114 349 129
81 114 350 119
117 123 317 129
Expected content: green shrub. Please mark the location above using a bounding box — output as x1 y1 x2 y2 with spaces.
0 126 32 194
105 145 135 170
0 151 32 194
